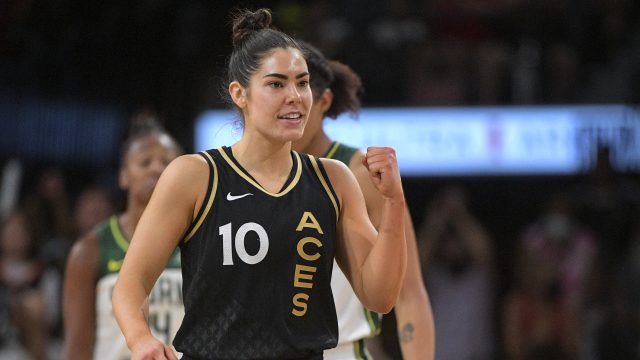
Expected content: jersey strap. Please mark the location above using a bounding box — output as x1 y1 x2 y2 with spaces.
183 150 218 243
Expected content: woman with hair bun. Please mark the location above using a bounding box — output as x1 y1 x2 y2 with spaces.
113 8 408 360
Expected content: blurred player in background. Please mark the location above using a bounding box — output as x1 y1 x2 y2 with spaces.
293 40 435 360
63 114 184 359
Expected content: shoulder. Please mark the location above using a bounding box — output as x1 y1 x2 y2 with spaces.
159 154 211 188
167 153 210 174
318 157 354 179
317 157 360 198
66 230 100 274
346 149 366 171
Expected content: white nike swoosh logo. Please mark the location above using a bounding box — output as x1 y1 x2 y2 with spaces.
226 192 254 201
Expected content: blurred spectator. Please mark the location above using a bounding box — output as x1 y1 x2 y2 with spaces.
573 146 640 273
72 184 117 237
368 0 428 51
580 0 640 103
502 241 580 360
351 0 428 104
21 167 75 256
503 191 596 359
0 159 23 221
301 1 354 60
419 185 496 360
586 211 640 359
0 209 49 360
510 0 585 104
519 192 596 306
406 41 468 106
408 0 517 105
20 167 75 339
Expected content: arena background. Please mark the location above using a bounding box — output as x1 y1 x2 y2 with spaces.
1 1 639 359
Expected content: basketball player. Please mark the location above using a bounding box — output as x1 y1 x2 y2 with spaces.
112 8 408 360
62 116 184 359
293 41 435 360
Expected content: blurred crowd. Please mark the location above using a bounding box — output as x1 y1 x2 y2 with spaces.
375 146 640 360
0 165 119 359
1 0 639 121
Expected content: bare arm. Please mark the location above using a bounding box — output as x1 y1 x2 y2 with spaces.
325 147 407 314
112 155 207 360
62 233 98 360
351 151 435 360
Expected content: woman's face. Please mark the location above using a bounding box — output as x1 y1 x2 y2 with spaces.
238 47 312 143
119 134 180 205
293 87 331 152
0 213 33 259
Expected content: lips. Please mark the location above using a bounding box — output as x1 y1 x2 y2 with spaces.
277 112 304 120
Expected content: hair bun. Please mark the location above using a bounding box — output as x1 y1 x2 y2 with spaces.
128 110 165 137
231 8 273 48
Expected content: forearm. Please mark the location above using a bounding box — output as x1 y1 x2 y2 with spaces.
63 337 94 360
361 197 407 313
395 289 435 360
112 277 154 350
397 210 436 360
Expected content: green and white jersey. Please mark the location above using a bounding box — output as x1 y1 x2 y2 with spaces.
94 215 184 360
324 142 381 360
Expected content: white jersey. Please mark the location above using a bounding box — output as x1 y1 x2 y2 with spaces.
324 261 381 360
94 269 184 360
93 216 184 360
322 143 382 360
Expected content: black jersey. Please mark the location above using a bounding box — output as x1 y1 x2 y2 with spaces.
174 146 341 359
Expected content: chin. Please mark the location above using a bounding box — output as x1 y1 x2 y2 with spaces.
280 129 305 143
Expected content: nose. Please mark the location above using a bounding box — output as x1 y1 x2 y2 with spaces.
149 158 166 175
285 84 302 104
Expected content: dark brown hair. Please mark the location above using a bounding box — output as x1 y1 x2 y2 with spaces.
298 40 363 119
227 8 301 89
119 111 182 164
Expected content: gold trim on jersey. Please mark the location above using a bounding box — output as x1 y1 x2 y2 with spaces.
110 215 129 252
184 151 218 243
218 147 302 197
309 156 339 221
325 142 341 159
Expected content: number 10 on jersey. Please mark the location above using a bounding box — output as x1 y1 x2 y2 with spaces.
219 222 269 265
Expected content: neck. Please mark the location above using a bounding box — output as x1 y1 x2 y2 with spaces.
294 131 333 157
232 138 292 174
119 203 146 242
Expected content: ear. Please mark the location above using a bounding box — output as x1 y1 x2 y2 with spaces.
318 89 333 113
118 167 129 190
229 81 247 109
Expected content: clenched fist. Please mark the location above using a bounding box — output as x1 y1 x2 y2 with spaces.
362 147 404 200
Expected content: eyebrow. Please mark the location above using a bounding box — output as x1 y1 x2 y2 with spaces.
263 72 310 80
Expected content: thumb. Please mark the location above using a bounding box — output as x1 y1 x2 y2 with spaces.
361 153 369 171
164 345 178 360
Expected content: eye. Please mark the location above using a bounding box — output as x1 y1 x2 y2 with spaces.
268 81 284 88
298 79 309 87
